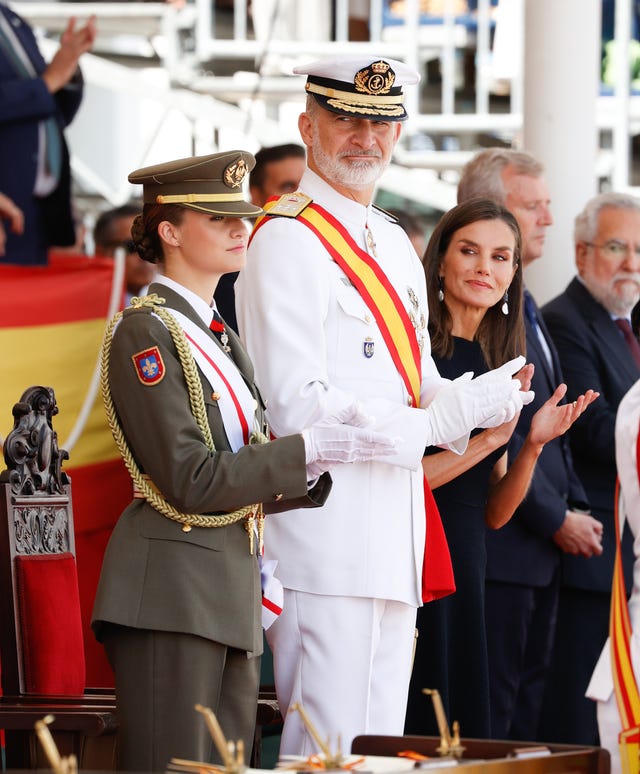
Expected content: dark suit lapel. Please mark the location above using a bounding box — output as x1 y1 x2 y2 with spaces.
536 312 565 384
525 318 555 389
0 6 44 75
567 278 640 384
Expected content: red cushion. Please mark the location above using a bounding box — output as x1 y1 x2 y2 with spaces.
15 553 86 695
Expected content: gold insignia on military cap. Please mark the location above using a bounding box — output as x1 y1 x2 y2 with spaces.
223 157 249 189
354 60 395 96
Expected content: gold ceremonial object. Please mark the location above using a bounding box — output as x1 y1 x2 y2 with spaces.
422 689 466 759
290 703 335 761
168 704 245 774
34 715 78 774
287 703 367 771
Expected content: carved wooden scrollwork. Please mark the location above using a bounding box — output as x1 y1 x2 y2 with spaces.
2 386 69 497
13 505 70 554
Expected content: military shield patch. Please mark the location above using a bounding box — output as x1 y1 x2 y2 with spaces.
132 347 165 385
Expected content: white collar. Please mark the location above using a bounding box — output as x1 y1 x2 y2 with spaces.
153 274 216 327
298 168 373 229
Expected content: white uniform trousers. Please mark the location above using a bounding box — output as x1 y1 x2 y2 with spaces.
596 698 622 774
266 589 417 756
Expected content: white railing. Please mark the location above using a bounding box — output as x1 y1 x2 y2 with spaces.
10 0 640 208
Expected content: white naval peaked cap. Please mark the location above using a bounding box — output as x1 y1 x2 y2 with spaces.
293 55 420 121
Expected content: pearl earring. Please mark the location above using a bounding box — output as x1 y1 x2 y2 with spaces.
501 290 509 315
438 277 444 303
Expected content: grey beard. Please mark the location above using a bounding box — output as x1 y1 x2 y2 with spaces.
582 272 640 317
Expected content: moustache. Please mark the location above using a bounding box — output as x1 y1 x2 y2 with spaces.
338 150 383 160
614 272 640 285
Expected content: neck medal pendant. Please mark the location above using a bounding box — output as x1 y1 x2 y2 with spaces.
366 227 377 258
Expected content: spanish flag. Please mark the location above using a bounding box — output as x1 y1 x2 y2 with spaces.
0 253 131 687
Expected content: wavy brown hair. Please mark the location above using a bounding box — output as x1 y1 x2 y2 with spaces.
425 198 525 370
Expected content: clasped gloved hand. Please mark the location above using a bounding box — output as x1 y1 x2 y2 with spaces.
302 403 398 479
424 355 535 446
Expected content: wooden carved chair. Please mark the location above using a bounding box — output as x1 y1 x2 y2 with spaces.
0 386 280 769
0 386 118 770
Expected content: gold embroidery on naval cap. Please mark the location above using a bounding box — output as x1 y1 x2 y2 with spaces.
355 60 396 95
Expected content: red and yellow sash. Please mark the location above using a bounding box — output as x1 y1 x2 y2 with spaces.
610 428 640 774
251 197 455 602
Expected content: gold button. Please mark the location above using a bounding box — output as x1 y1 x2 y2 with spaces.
407 396 413 406
211 391 221 401
274 493 284 502
364 314 371 324
182 524 192 533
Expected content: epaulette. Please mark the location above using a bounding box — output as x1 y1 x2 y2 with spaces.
267 191 313 218
122 293 166 317
372 204 400 224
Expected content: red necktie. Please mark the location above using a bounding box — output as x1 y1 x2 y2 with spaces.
615 318 640 368
209 315 225 335
210 310 231 354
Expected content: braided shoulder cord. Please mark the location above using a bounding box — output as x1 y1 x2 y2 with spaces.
100 294 261 532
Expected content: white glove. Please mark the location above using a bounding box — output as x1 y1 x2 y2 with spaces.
302 404 398 479
424 356 535 446
476 357 535 428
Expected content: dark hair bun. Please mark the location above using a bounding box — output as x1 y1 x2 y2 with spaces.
131 214 158 264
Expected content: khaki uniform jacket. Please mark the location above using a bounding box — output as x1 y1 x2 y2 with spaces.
92 283 330 654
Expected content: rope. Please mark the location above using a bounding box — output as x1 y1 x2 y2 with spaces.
100 293 265 536
62 248 126 452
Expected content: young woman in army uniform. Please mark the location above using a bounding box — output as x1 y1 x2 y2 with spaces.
91 150 395 772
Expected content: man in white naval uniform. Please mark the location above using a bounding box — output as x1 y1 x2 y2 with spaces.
236 56 533 756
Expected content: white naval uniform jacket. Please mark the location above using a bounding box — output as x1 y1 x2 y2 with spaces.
236 169 447 608
587 379 640 703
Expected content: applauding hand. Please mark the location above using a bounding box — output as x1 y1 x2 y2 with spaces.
528 384 599 448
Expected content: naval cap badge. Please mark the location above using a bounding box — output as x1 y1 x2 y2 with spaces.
354 60 395 96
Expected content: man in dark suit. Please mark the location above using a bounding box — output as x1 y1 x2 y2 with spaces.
0 3 95 265
540 192 640 745
457 148 603 742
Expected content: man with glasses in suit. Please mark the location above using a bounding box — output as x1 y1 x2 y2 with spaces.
541 192 640 745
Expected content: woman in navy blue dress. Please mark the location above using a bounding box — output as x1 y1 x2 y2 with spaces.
405 199 597 738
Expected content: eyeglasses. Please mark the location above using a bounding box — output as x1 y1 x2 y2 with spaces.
584 240 640 258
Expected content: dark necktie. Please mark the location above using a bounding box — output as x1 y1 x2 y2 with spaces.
615 318 640 368
523 289 538 329
524 289 554 371
210 310 231 354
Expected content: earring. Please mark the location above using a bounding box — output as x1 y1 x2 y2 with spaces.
501 290 509 315
437 277 444 303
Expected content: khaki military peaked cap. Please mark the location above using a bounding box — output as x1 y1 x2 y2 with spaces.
128 150 263 217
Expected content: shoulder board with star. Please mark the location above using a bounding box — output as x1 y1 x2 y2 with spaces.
267 192 313 218
372 204 399 224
